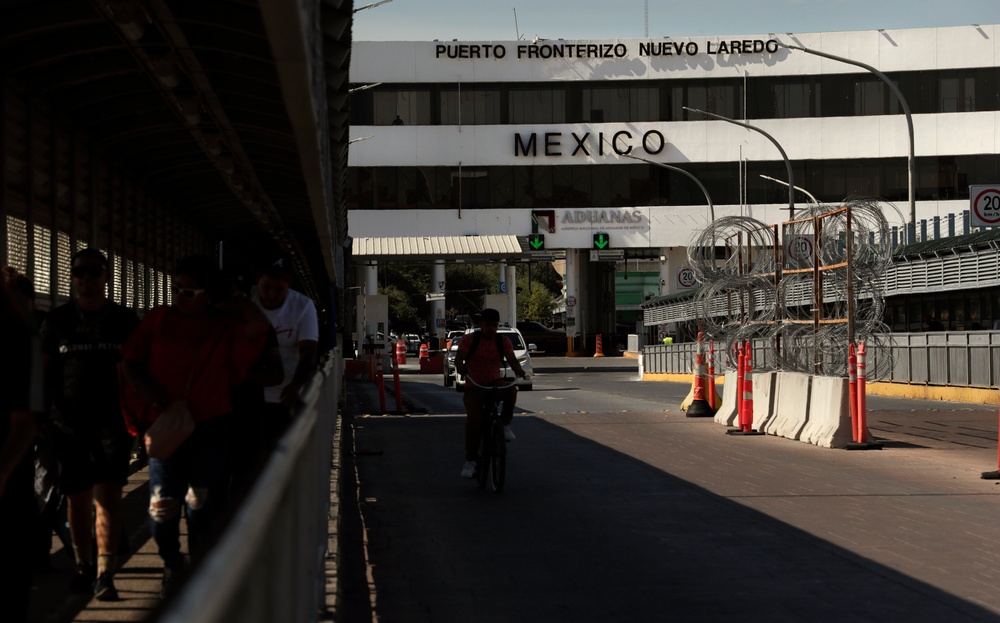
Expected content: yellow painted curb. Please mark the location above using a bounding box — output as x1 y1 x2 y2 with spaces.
866 381 999 405
643 373 725 385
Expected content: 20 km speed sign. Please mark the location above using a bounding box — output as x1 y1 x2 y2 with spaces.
676 266 696 289
970 185 1000 228
784 234 815 269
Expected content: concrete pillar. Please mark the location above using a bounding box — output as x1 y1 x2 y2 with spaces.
364 262 378 295
506 264 517 327
431 261 446 345
565 249 581 353
658 247 671 296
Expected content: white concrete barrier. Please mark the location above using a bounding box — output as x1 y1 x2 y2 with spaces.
764 372 812 440
800 375 853 448
751 371 778 432
714 370 738 426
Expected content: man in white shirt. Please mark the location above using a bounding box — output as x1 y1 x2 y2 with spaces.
251 255 319 409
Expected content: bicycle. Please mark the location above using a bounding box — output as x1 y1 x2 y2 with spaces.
463 373 521 492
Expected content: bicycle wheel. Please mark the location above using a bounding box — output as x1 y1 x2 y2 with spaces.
475 427 490 490
490 418 506 492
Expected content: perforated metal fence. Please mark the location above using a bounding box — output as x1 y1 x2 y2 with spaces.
643 331 1000 389
2 80 208 312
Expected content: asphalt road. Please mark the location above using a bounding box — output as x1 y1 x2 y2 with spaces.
343 358 1000 623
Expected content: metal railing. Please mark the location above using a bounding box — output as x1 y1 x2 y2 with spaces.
643 332 1000 389
160 347 344 623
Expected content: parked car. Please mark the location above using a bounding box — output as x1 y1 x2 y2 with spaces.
516 321 567 355
445 330 465 349
403 333 422 354
447 327 534 391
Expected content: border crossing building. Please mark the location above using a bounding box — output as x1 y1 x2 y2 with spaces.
348 24 1000 348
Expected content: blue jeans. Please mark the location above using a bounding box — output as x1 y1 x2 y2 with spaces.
147 416 227 566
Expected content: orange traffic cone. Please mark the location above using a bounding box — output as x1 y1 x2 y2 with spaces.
396 340 407 365
686 332 715 417
594 334 605 357
741 344 754 432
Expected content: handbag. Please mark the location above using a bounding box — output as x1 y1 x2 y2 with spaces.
144 399 195 459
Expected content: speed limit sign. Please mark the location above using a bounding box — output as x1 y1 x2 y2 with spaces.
970 185 1000 227
676 266 696 289
784 234 815 268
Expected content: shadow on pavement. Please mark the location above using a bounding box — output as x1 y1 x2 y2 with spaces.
347 414 999 623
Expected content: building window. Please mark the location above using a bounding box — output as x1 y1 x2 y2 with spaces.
440 87 501 124
582 86 660 123
349 155 1000 212
772 79 820 118
940 77 975 112
374 89 432 125
855 79 884 116
509 88 566 124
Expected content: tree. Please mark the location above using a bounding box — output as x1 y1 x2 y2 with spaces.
518 285 555 320
444 264 497 317
380 284 423 333
378 264 430 332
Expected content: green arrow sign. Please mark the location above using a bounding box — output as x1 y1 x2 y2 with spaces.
529 234 545 250
593 233 609 249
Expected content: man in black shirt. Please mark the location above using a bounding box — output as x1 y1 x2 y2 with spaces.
41 249 139 601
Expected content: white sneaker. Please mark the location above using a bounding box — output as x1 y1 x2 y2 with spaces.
460 461 476 478
504 425 516 441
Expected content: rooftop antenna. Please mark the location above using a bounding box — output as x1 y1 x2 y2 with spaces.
513 8 522 40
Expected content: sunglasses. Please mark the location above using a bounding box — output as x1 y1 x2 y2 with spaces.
171 286 206 299
71 265 105 278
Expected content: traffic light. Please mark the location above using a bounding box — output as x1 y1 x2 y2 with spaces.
593 232 610 249
528 234 545 250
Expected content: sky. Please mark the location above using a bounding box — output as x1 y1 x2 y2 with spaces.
352 0 1000 41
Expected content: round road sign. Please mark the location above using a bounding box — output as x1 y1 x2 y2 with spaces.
676 267 696 289
972 186 1000 226
566 296 577 307
786 235 814 263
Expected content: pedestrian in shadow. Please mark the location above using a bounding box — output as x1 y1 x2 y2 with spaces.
40 250 139 601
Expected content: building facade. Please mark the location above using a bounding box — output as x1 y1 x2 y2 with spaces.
348 25 1000 344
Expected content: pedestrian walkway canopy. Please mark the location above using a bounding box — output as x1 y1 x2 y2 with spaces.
0 0 353 305
353 235 525 262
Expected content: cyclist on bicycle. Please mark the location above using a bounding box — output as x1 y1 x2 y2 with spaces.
454 308 527 478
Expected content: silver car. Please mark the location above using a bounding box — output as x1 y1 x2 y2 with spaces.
446 327 533 391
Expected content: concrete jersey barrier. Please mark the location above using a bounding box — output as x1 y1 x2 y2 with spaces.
714 370 739 426
764 371 812 440
751 371 778 432
800 375 853 448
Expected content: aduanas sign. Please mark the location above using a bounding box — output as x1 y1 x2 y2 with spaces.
558 209 646 232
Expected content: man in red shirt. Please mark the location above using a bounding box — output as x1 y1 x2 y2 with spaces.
453 309 526 479
121 255 255 598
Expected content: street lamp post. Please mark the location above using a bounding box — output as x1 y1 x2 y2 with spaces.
354 0 395 12
622 153 715 222
684 106 796 219
759 174 819 205
775 41 916 236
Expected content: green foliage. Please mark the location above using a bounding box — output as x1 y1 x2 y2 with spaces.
444 264 498 316
518 285 555 320
522 262 561 293
380 284 423 332
376 260 564 326
379 263 428 332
